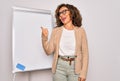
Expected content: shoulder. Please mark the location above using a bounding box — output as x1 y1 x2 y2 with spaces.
52 26 63 32
76 26 85 32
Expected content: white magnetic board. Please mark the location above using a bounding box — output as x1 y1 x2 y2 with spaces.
12 7 53 73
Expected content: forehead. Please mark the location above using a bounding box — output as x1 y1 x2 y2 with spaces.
59 6 68 12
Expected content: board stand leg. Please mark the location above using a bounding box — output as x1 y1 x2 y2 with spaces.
28 71 31 81
13 73 16 81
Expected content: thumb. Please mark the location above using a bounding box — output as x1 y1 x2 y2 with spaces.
41 27 43 30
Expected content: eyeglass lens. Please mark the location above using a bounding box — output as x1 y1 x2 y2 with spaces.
59 9 69 16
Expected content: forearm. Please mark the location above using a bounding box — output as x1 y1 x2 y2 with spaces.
41 30 55 55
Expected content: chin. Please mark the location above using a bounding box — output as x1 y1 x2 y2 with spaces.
62 21 67 25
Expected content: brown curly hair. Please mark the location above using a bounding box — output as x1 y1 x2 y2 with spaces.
55 4 82 27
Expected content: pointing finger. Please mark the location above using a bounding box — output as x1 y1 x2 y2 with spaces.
41 27 43 30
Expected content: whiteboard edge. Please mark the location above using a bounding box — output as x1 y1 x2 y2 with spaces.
12 6 51 14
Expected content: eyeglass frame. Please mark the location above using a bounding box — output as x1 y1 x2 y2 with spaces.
58 9 69 16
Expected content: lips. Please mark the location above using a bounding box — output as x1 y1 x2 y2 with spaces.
61 17 66 22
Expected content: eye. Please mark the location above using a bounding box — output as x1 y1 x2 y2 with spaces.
58 9 69 16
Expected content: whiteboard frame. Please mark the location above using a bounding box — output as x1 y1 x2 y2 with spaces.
12 6 54 73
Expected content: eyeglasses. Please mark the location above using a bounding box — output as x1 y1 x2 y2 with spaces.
58 9 69 16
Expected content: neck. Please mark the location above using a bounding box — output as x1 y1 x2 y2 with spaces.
64 22 74 30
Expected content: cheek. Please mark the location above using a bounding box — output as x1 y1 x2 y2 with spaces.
59 17 61 20
66 15 71 21
59 16 62 21
68 16 71 20
68 14 71 20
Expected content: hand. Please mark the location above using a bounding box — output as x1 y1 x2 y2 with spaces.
41 27 48 37
78 77 86 81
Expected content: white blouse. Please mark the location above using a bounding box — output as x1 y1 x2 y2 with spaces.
59 27 75 56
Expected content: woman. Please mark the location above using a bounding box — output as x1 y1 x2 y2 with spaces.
41 3 89 81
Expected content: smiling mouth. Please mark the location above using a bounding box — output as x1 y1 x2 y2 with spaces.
61 17 66 22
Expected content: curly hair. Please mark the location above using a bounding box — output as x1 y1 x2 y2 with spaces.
55 4 82 27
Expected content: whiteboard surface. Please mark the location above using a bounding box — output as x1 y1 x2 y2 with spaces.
12 7 53 73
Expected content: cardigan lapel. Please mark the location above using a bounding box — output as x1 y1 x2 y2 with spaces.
74 27 79 56
56 26 63 54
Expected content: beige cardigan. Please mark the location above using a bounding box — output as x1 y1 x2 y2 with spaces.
42 26 89 79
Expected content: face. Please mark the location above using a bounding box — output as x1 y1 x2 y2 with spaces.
58 6 72 25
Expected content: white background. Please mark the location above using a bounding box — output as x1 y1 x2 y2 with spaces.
0 0 120 81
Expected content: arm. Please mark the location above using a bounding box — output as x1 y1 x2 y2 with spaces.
80 28 89 79
41 28 55 55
